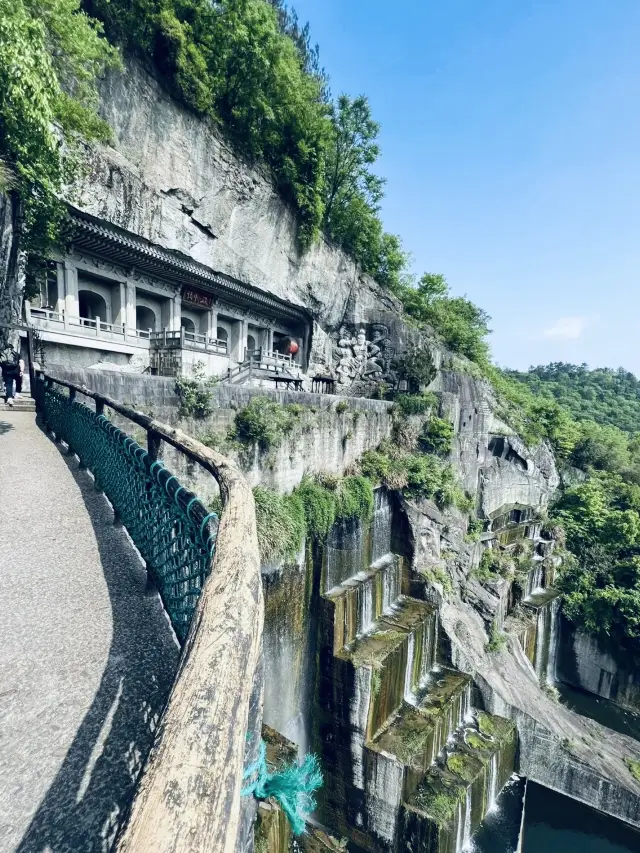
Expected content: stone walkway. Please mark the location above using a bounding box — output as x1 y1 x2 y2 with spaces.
0 411 180 853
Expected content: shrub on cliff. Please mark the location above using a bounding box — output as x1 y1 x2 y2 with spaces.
175 361 218 418
234 396 302 450
357 442 467 511
392 392 437 416
253 486 306 562
419 417 454 456
391 346 436 393
390 273 491 367
252 474 374 562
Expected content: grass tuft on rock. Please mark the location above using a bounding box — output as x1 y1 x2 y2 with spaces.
625 758 640 783
253 474 375 562
253 487 306 563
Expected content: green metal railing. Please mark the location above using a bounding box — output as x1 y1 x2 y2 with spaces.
35 374 218 643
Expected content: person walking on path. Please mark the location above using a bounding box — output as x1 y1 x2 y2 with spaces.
1 348 21 407
15 355 25 398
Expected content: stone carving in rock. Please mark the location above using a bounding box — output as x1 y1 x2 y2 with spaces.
333 325 394 393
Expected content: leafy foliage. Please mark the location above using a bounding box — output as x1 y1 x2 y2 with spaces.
391 273 491 366
506 363 640 435
175 361 218 417
391 345 436 393
319 94 406 286
234 395 303 449
625 758 640 784
474 547 513 582
392 392 437 416
357 440 467 510
0 0 118 253
419 417 454 456
253 486 306 562
554 472 640 656
253 474 374 561
465 517 484 543
485 621 507 653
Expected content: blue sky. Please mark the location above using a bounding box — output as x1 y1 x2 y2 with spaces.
292 0 640 373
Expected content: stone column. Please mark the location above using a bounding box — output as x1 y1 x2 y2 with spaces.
117 281 127 331
230 317 245 363
266 326 274 353
125 282 136 338
209 309 218 348
241 318 249 362
63 261 78 329
171 292 182 332
55 262 65 315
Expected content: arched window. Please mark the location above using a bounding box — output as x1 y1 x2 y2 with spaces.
216 326 229 353
78 290 108 324
181 317 196 338
136 305 156 333
246 334 257 353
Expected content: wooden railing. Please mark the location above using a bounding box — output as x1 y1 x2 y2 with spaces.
35 372 263 853
150 328 228 354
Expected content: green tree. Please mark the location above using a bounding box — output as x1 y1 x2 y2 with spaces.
266 0 329 98
505 362 640 435
86 0 332 246
391 345 436 392
392 272 491 366
323 94 383 230
570 420 631 473
0 0 118 350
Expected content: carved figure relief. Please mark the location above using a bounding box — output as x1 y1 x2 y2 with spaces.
333 325 393 390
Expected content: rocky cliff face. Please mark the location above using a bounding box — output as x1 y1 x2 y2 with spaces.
58 60 640 841
405 371 640 828
74 62 406 344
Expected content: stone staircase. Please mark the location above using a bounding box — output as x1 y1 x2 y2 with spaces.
2 395 35 412
222 348 301 388
315 501 517 853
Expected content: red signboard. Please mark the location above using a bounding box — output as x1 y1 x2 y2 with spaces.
182 287 214 309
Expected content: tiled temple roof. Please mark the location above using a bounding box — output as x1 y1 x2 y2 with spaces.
65 208 310 325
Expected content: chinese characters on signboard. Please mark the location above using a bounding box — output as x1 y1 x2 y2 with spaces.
182 287 214 309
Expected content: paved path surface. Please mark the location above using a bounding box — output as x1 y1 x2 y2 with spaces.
0 411 180 853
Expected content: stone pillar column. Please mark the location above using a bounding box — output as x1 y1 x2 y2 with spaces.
63 261 78 329
55 262 65 315
230 317 245 363
117 281 127 331
241 318 249 362
171 292 182 332
125 282 136 338
266 326 274 353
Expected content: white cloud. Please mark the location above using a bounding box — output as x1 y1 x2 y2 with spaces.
542 315 596 340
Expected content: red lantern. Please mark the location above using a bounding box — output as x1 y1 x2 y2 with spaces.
287 340 299 355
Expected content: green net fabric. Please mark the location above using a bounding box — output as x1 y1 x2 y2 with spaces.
38 381 218 643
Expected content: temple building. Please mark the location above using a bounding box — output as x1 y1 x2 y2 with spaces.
24 210 310 380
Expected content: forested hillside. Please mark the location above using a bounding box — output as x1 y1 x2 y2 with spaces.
3 0 639 659
501 362 640 658
506 363 640 434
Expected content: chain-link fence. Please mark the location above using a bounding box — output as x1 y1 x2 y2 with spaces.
36 375 218 643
